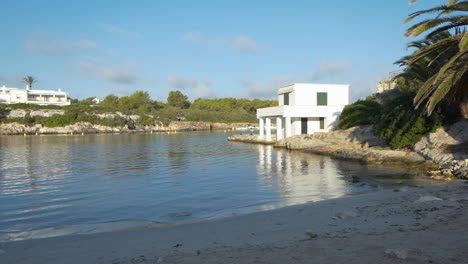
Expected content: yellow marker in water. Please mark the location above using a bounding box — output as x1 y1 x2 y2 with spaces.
81 132 84 136
70 132 74 135
23 133 27 136
150 131 153 134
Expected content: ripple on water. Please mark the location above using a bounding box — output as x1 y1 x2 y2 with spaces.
0 133 436 242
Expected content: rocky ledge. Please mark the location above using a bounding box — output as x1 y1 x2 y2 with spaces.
0 121 256 135
229 120 468 179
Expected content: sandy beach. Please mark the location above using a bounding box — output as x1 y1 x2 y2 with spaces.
1 181 467 264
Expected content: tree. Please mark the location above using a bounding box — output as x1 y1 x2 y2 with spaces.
22 76 36 89
338 100 383 129
167 91 191 109
402 0 468 116
394 31 457 87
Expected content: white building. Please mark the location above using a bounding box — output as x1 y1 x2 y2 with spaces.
0 85 71 106
257 83 349 141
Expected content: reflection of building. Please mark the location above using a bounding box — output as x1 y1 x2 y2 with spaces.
0 85 71 106
0 136 72 194
257 83 349 141
256 144 348 207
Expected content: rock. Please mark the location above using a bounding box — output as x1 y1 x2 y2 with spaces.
385 249 407 260
0 120 251 135
4 109 65 118
305 230 318 239
414 196 443 203
335 212 356 219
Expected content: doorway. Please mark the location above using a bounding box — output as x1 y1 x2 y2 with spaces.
301 118 308 134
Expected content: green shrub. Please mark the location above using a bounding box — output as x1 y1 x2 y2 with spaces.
338 100 383 129
373 93 443 149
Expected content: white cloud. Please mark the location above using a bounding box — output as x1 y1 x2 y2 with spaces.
76 62 138 84
97 23 141 38
309 60 351 81
241 75 295 99
167 75 198 89
193 83 217 98
166 74 216 99
182 32 260 54
233 36 258 54
182 32 203 43
24 31 97 56
109 87 133 96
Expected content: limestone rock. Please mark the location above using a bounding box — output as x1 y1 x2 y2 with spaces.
385 249 407 260
415 196 442 203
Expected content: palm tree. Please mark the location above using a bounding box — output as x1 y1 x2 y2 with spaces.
22 76 36 90
402 0 467 116
394 31 457 85
405 1 468 39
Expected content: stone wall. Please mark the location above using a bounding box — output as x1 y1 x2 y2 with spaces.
2 109 65 118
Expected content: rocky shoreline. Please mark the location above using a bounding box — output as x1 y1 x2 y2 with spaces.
0 121 256 135
229 120 468 179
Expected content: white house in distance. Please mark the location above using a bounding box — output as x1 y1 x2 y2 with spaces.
0 85 71 106
256 83 349 141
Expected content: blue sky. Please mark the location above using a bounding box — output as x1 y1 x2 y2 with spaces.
0 0 436 102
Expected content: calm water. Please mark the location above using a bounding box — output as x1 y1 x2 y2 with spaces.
0 133 436 241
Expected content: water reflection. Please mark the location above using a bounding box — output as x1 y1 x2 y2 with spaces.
0 136 72 196
0 133 435 242
256 145 348 209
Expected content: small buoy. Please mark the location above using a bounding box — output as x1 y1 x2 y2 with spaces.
81 132 84 136
35 132 38 136
150 131 153 134
23 133 27 136
70 132 74 135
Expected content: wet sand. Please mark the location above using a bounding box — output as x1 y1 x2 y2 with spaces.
1 181 467 264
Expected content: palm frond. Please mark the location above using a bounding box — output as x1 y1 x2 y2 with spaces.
425 22 468 39
405 2 468 24
405 15 468 37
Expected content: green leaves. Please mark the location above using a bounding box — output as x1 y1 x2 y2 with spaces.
374 93 444 149
400 1 467 116
22 76 37 88
338 100 383 129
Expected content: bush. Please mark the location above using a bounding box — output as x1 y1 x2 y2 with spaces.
373 93 443 149
338 100 383 129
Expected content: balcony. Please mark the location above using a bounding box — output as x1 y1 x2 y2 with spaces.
257 105 345 118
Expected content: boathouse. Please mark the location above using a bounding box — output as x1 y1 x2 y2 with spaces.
256 83 349 141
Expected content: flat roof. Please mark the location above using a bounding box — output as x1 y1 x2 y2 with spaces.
28 90 67 95
278 83 349 94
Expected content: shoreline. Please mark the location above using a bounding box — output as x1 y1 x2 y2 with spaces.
0 121 256 136
228 122 468 179
1 181 467 263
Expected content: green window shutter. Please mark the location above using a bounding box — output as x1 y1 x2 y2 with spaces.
284 93 289 105
317 92 327 106
319 117 325 129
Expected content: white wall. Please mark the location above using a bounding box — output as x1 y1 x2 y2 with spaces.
307 118 320 134
291 83 349 106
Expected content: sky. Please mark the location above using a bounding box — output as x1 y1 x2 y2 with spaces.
0 0 437 102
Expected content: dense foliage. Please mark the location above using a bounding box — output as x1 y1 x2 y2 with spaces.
167 91 191 109
339 93 459 149
373 93 444 149
0 90 277 127
338 100 383 129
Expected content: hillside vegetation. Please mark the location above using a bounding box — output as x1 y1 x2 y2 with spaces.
0 90 277 128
